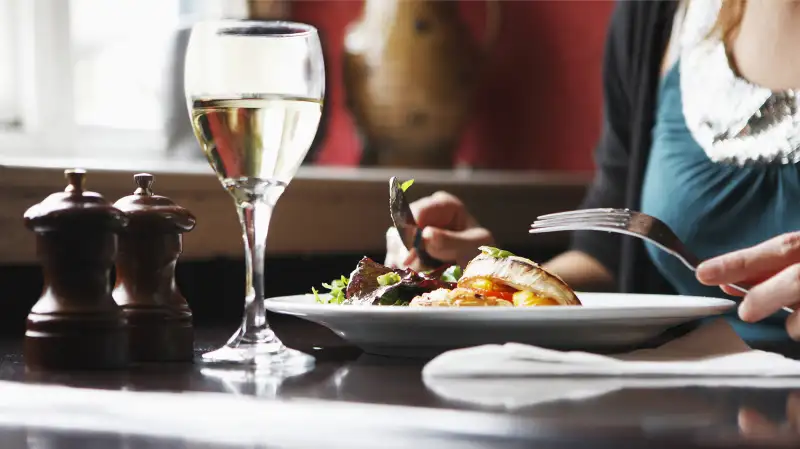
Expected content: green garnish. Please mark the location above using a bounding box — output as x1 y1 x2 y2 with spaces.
441 265 463 283
479 246 515 258
377 272 402 286
376 289 411 306
314 275 349 304
400 179 415 192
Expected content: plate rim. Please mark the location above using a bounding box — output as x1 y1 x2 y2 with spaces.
264 291 736 314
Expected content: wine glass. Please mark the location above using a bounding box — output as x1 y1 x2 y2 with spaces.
184 20 324 369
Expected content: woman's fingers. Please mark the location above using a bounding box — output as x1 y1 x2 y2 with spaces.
421 226 494 267
786 310 800 341
738 264 800 324
720 285 746 297
697 232 800 285
718 273 780 297
410 191 467 230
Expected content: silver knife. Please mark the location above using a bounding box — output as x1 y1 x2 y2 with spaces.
388 177 446 268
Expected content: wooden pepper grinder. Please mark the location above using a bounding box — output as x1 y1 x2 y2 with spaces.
112 173 196 363
23 169 129 370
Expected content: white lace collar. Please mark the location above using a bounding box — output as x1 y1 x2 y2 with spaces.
678 0 800 166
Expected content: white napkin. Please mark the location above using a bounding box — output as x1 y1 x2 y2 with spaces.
423 318 800 378
424 376 800 411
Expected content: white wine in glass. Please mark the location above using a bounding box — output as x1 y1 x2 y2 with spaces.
184 21 324 369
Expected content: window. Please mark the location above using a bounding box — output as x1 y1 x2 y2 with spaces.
0 0 247 160
0 0 20 130
71 0 178 130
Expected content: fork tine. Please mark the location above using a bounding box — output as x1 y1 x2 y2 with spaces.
536 212 631 222
531 220 628 229
529 223 628 235
532 213 630 228
533 214 628 225
536 208 630 220
531 219 628 230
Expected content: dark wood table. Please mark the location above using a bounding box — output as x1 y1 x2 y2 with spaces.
1 312 799 448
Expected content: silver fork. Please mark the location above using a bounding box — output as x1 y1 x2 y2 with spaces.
529 208 793 313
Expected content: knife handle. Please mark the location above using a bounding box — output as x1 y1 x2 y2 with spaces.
413 228 447 269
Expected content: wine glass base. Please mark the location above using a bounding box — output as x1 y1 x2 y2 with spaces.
199 327 315 376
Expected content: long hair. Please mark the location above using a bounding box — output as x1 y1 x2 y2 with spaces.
708 0 746 42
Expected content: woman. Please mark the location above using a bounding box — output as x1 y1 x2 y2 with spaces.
385 0 800 344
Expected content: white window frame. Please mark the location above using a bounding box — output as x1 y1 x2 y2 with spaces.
0 0 247 161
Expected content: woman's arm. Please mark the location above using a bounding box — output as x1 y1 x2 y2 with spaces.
543 250 614 292
554 3 639 291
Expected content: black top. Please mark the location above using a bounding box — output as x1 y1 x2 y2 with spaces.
570 0 681 294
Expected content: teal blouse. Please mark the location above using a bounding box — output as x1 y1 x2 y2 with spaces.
640 62 799 345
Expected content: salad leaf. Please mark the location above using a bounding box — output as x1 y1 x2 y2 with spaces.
440 265 463 283
479 246 515 259
377 291 413 306
313 274 349 304
400 179 415 192
312 258 463 307
346 257 455 306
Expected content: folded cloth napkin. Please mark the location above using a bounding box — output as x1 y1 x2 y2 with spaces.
422 318 800 378
423 376 800 411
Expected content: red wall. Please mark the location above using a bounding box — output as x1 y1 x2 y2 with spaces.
292 0 614 172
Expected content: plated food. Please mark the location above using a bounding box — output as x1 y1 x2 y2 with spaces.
312 246 581 307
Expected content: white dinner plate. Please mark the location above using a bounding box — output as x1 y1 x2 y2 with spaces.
264 292 736 357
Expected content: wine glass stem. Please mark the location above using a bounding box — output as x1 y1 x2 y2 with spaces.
236 198 273 341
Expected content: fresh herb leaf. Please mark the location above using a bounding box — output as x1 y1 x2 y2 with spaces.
440 265 463 283
479 246 515 258
377 272 402 286
400 179 415 192
313 275 349 304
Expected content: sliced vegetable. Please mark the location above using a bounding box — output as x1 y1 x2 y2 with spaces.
472 288 515 301
440 265 463 283
470 278 494 291
400 179 415 192
512 290 559 306
468 277 515 292
377 272 402 286
479 246 515 259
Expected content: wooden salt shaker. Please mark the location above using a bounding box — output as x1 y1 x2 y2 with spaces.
112 173 196 363
23 169 129 370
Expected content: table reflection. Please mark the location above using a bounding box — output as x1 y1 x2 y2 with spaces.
737 391 800 442
306 352 800 443
3 324 800 447
198 362 338 398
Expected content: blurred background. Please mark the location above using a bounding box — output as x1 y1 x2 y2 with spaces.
0 0 613 331
0 0 612 169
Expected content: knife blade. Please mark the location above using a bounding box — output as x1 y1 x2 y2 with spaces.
388 177 446 268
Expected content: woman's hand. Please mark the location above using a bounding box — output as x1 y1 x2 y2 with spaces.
384 191 493 271
696 232 800 339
